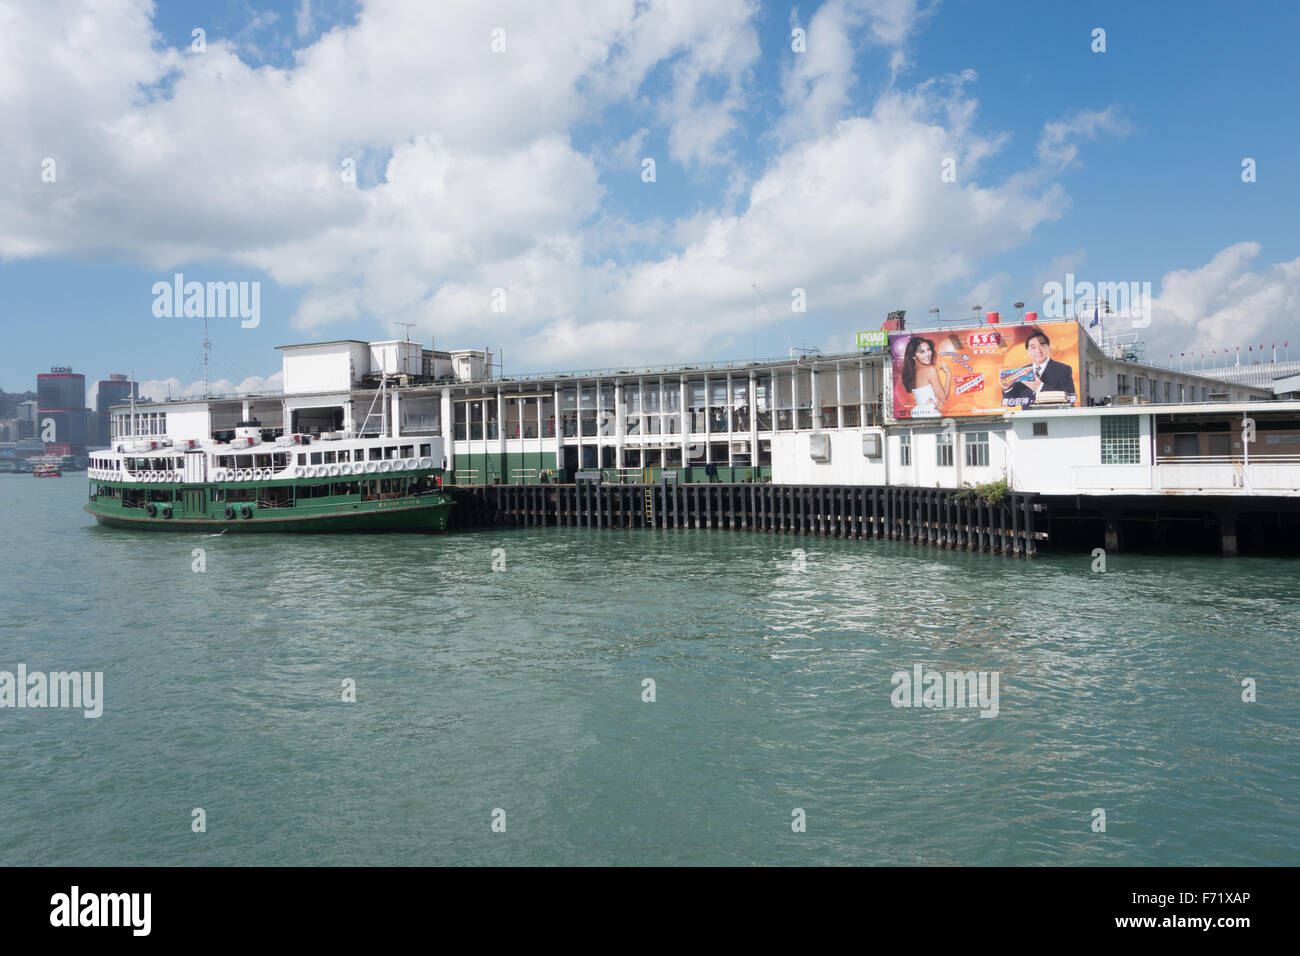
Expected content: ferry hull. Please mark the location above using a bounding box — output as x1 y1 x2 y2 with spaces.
85 499 451 533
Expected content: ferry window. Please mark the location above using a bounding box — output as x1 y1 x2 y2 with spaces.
936 433 953 467
899 435 912 466
400 445 414 458
297 453 306 465
338 450 350 462
324 451 336 464
273 454 287 468
255 455 271 468
369 447 382 460
237 455 253 468
1101 417 1141 464
1032 422 1048 437
420 443 431 457
310 452 323 465
331 481 359 496
964 432 990 468
386 446 398 458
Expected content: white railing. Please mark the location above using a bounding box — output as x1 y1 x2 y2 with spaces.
452 469 479 484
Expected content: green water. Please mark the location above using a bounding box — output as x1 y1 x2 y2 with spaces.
1 475 1297 865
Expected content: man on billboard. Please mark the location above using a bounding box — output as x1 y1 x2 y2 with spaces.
1001 329 1076 407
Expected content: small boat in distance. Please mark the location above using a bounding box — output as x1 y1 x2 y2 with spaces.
33 461 62 478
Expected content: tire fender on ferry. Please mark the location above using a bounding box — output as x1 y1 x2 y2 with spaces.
146 503 158 517
240 505 253 519
225 505 236 520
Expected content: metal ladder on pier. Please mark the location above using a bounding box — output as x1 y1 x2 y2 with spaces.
644 486 654 525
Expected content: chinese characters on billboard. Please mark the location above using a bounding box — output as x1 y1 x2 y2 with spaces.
889 321 1083 420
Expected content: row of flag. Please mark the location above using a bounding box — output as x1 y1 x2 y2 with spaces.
1169 343 1288 358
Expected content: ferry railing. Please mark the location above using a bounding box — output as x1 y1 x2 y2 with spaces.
451 469 479 485
509 468 540 485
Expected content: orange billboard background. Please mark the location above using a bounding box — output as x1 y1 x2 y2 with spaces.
889 321 1084 420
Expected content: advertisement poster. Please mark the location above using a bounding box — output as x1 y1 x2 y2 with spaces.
889 321 1082 419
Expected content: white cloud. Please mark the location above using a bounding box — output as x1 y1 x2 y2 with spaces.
1036 107 1132 171
0 0 1144 374
1149 243 1300 352
137 371 284 403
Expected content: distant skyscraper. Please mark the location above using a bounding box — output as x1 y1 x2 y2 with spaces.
36 366 87 456
94 373 137 446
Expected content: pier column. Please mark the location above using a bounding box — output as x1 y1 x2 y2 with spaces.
1102 509 1123 554
1217 505 1241 556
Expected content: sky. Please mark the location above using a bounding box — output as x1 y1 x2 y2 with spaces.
2 0 1298 405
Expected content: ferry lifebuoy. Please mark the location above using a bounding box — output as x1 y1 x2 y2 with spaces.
365 462 377 474
328 464 340 477
294 466 303 477
306 465 317 478
378 460 391 472
212 468 224 481
418 457 431 469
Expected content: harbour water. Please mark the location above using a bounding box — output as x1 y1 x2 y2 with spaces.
1 475 1297 866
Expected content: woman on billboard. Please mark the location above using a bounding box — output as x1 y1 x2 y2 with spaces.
900 337 949 417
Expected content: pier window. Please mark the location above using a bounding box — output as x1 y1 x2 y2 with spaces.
839 368 862 428
708 378 729 433
899 435 911 466
936 433 954 467
559 387 577 438
485 400 499 440
964 431 990 468
662 382 680 435
625 384 642 436
399 397 440 436
644 382 662 435
730 380 748 432
795 369 812 430
775 373 793 430
688 380 707 433
453 402 468 441
755 374 773 431
579 386 597 437
1101 417 1141 464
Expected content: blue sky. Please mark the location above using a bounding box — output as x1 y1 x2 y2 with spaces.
2 0 1298 401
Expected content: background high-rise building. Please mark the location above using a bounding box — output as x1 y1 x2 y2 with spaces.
93 373 137 447
36 366 88 456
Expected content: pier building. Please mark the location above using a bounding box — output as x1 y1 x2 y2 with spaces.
107 317 1300 554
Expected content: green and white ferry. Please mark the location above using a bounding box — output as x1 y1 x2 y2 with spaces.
86 419 453 533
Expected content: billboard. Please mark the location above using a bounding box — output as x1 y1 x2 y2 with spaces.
889 321 1082 420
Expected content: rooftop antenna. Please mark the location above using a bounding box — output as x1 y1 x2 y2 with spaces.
203 316 210 398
